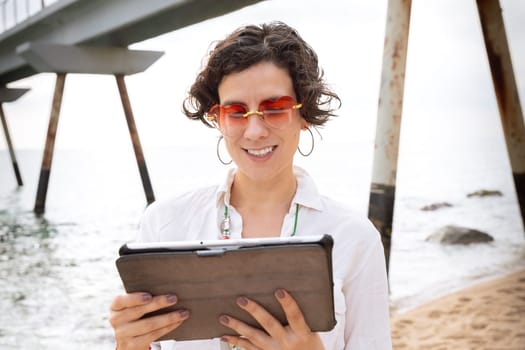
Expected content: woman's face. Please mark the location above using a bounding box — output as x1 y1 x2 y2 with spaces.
217 61 308 184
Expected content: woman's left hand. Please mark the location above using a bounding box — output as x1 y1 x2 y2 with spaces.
219 289 325 350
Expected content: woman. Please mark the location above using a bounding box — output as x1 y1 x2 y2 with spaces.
109 22 392 350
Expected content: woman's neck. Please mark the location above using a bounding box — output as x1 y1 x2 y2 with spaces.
230 169 297 212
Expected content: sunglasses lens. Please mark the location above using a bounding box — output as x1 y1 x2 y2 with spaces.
224 104 248 119
218 104 248 134
259 96 295 128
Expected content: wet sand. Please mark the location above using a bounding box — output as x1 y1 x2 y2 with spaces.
390 269 525 349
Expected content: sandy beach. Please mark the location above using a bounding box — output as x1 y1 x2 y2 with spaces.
390 269 525 350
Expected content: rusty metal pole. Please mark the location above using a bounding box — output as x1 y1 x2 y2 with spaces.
115 74 155 204
368 0 412 274
0 103 23 185
476 0 525 230
34 73 66 214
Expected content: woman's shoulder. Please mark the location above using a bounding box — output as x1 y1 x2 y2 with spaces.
319 195 372 226
316 195 381 245
140 185 219 232
151 185 219 210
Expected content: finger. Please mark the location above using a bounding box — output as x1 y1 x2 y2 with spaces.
110 292 153 311
145 318 187 343
130 294 179 320
110 294 178 328
118 317 185 350
275 289 310 333
234 296 287 341
117 309 190 340
219 314 269 347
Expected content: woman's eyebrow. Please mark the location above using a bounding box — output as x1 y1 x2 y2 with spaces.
221 100 246 106
221 96 283 106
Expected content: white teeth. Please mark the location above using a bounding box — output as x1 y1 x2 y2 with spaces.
246 146 274 157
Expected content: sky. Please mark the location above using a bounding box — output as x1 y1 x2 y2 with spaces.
0 0 524 153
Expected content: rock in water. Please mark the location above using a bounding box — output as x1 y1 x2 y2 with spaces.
467 190 503 198
426 225 494 245
420 202 453 211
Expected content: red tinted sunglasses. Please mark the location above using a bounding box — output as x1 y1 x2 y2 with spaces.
207 96 302 135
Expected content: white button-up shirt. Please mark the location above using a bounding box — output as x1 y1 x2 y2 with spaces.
139 167 392 350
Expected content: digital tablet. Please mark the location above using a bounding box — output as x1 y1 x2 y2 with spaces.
115 234 336 341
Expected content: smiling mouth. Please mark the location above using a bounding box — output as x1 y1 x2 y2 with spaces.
245 146 276 157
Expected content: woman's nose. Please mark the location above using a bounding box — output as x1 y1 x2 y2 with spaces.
243 113 269 140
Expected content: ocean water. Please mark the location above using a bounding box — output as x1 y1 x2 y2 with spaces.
0 0 524 348
0 135 524 349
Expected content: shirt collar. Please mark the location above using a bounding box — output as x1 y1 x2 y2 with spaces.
292 166 324 211
215 166 324 212
216 167 236 207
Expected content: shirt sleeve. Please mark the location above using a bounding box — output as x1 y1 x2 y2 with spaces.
343 232 392 349
137 200 161 242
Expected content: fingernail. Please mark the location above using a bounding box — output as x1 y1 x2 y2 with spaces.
166 294 178 303
219 315 229 325
220 336 229 343
141 293 152 302
178 309 189 319
276 289 286 299
237 296 248 307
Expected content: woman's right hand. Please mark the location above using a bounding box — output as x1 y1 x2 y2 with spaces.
109 292 190 350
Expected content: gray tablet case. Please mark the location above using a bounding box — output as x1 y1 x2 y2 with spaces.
115 234 335 341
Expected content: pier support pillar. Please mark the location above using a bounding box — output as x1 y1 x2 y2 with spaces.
34 73 66 215
115 74 155 204
0 87 29 186
368 0 412 274
476 0 525 229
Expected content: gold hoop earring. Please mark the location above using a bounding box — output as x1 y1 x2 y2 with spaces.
216 136 232 165
298 127 315 157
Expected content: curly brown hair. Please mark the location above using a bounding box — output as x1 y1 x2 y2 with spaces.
182 21 340 127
